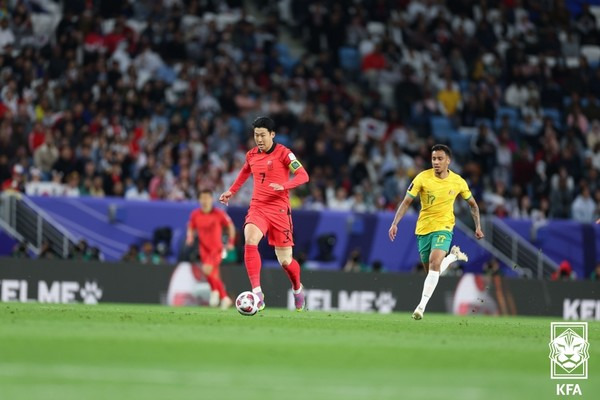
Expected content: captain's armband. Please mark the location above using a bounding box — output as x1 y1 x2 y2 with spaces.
289 160 303 173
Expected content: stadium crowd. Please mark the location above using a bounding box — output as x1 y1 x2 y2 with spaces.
1 0 600 226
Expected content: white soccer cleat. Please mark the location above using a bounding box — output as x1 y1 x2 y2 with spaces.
412 306 424 320
450 245 468 262
209 290 220 307
220 296 233 310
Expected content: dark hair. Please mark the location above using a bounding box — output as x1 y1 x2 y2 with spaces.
199 188 212 195
252 116 275 132
431 144 452 158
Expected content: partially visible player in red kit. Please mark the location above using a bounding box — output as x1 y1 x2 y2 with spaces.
219 117 309 311
186 188 236 309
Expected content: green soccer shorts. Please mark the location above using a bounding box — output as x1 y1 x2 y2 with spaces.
416 230 453 264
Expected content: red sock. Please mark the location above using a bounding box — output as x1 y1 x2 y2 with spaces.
210 271 228 299
244 244 261 289
205 273 218 292
283 259 301 291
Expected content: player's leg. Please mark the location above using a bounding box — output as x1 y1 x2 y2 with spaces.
201 263 220 307
413 231 451 320
206 255 232 309
244 220 266 310
413 235 431 320
440 245 469 275
268 208 306 311
275 246 306 311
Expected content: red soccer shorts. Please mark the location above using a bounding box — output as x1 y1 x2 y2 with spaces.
199 249 222 271
244 206 294 247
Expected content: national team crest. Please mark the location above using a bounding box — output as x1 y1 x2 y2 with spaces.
549 322 589 379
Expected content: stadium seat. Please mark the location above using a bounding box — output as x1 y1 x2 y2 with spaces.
366 21 386 38
581 45 600 67
430 116 454 141
565 57 580 68
474 118 493 129
542 108 562 127
339 47 361 72
449 132 472 156
495 106 520 130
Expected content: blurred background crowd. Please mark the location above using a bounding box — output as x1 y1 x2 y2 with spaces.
1 0 600 225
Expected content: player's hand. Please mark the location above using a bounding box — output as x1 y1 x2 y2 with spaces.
185 235 193 246
269 183 284 191
388 225 398 241
596 218 600 224
225 243 234 251
474 228 484 240
219 190 232 205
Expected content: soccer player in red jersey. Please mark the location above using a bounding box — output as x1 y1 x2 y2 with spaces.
186 188 236 309
219 117 309 311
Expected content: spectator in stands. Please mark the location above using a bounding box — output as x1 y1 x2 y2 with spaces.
33 131 58 179
549 167 574 219
344 249 367 273
122 244 140 263
470 123 498 175
303 186 326 211
327 186 352 211
38 240 55 259
437 77 462 118
11 240 29 258
2 164 25 192
575 4 598 45
371 260 384 273
1 0 600 252
551 260 576 281
71 239 89 260
567 104 589 135
125 179 150 200
483 258 502 276
590 263 600 281
138 241 162 265
571 185 596 223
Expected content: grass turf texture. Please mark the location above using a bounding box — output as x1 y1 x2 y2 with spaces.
0 303 598 400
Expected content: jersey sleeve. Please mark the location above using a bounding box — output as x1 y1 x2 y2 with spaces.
460 177 473 200
188 210 197 230
406 174 423 198
281 147 303 173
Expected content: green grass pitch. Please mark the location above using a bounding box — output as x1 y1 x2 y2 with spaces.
0 303 598 400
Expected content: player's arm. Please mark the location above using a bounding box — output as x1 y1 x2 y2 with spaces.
466 196 484 239
219 161 251 205
222 213 236 250
185 216 195 245
388 194 415 241
269 154 309 191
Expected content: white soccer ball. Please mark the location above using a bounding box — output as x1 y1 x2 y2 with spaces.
235 291 259 316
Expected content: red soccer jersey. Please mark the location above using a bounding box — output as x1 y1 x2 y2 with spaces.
246 143 300 210
188 207 232 253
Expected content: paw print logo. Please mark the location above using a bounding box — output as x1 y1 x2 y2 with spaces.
375 292 396 314
80 281 103 304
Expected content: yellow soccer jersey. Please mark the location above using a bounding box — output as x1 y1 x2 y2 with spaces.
406 169 472 235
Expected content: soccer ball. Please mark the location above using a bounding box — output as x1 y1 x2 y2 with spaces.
235 291 259 316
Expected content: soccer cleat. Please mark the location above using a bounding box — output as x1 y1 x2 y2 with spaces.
450 245 468 262
255 291 265 311
412 306 424 320
293 285 306 312
220 296 233 310
209 290 220 307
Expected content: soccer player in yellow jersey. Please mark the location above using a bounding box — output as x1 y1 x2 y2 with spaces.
388 144 484 320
